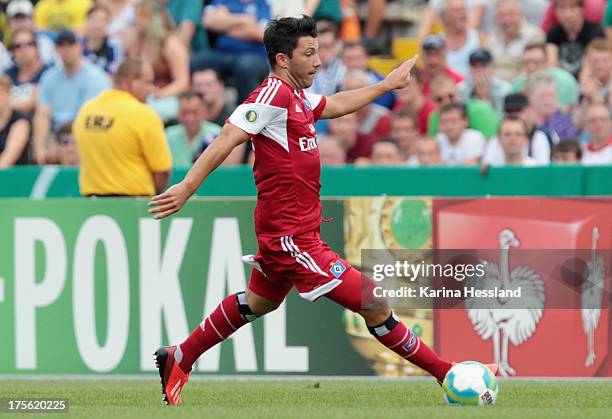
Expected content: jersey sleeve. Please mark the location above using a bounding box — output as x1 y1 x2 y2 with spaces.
304 91 327 121
228 82 290 135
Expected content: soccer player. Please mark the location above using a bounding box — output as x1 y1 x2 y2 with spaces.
149 15 496 405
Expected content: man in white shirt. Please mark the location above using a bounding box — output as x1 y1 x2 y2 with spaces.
436 102 485 165
483 93 558 165
582 103 612 165
497 117 541 166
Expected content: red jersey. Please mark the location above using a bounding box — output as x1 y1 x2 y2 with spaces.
229 76 327 237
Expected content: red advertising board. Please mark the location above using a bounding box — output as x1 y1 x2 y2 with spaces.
433 198 612 377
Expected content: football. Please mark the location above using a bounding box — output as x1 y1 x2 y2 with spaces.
442 361 498 406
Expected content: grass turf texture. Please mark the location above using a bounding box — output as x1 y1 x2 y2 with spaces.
1 380 611 419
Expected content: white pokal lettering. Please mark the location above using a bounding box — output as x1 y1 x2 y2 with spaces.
14 218 67 369
73 216 129 372
264 303 308 372
198 218 257 372
139 218 193 371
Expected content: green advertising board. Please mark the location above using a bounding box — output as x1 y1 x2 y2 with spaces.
0 198 371 375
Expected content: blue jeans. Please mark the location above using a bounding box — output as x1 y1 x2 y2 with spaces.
190 49 270 103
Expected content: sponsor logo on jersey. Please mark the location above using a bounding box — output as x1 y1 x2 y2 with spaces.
243 110 258 123
299 136 318 152
330 260 346 278
302 98 312 110
84 115 115 130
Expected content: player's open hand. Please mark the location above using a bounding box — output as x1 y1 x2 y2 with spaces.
148 183 192 220
382 55 418 91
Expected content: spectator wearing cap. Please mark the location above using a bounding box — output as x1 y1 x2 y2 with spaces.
525 71 579 141
579 39 612 105
437 0 481 79
5 0 57 66
420 34 464 99
495 117 542 166
393 68 436 134
34 0 92 35
0 74 30 167
4 28 51 115
483 93 558 166
428 74 499 139
190 0 271 104
340 70 391 161
511 43 579 109
33 29 111 164
485 0 545 82
459 49 512 116
82 5 124 74
164 91 242 168
581 102 611 165
308 22 346 97
546 0 605 77
552 140 582 163
340 41 396 110
436 102 486 165
191 69 233 127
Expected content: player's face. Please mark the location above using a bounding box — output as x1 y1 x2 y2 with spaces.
288 36 321 89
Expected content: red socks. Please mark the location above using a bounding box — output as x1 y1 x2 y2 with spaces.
176 291 256 373
368 312 452 381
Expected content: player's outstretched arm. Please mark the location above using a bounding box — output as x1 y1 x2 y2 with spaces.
148 123 250 219
321 56 418 120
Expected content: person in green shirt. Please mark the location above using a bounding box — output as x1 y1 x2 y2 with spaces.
165 91 222 168
427 75 500 139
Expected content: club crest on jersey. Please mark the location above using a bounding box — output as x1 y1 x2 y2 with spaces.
243 109 258 123
330 260 346 278
302 98 312 110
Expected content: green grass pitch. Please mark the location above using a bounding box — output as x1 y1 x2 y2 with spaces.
2 379 611 419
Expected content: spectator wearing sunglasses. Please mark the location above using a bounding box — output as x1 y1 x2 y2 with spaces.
4 28 51 115
420 34 464 100
5 0 58 66
427 74 499 139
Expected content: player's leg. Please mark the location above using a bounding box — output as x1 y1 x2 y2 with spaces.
324 267 453 382
156 269 289 404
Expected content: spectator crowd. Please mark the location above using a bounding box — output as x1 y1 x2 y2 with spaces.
0 0 609 174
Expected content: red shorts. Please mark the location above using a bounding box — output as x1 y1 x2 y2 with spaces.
243 229 352 303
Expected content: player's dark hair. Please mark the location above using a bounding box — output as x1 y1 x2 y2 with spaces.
264 15 318 69
439 103 467 119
